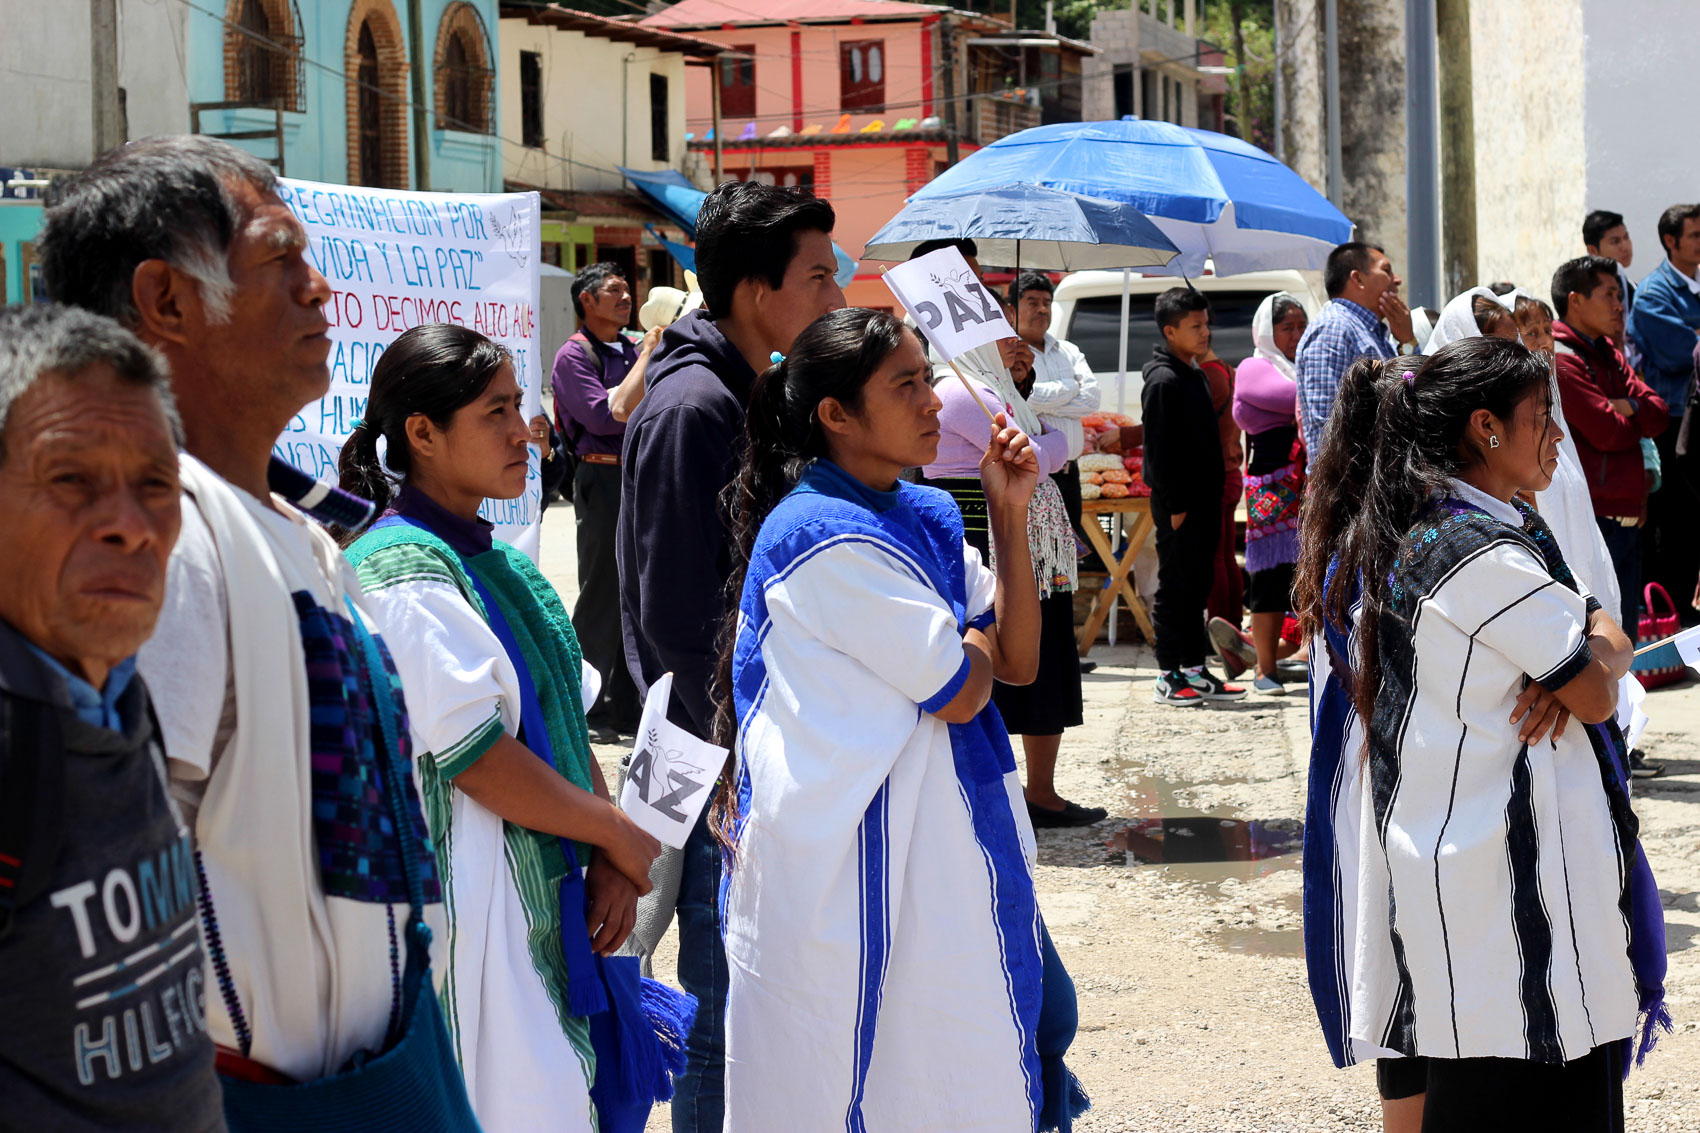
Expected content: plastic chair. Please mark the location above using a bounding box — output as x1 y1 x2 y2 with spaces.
829 114 852 133
737 121 757 140
858 119 885 133
799 123 824 135
767 125 793 138
893 117 918 131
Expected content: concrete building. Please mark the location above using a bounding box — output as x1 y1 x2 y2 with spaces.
496 4 722 294
187 0 505 193
642 0 1095 310
1 0 513 304
1276 0 1700 301
1082 0 1228 132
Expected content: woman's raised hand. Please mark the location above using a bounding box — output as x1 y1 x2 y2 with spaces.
980 412 1040 514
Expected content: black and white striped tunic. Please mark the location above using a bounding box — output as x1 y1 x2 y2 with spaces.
1350 481 1638 1063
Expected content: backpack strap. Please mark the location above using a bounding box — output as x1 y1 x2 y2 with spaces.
0 691 65 941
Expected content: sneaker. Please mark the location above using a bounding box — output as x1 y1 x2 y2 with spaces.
1207 617 1258 679
1252 675 1286 696
1630 749 1665 779
1184 667 1248 702
1154 670 1205 706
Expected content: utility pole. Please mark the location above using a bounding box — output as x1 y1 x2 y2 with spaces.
407 0 431 191
940 17 960 166
90 0 124 156
1404 0 1442 309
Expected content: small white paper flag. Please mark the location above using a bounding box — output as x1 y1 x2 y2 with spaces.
1615 673 1649 751
619 673 725 849
883 246 1017 363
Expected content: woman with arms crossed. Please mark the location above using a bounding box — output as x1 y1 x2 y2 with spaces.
1295 336 1665 1132
714 308 1087 1131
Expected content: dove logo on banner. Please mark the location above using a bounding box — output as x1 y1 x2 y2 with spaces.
620 673 725 849
883 247 1017 363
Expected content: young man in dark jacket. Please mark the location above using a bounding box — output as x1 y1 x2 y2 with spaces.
1141 288 1245 706
616 179 843 1133
1551 255 1670 633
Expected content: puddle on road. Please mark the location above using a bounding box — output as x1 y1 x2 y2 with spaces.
1102 763 1308 957
1109 817 1303 864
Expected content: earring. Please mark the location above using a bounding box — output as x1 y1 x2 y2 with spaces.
1489 435 1501 449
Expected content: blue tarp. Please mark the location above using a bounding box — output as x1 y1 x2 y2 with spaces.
622 167 859 287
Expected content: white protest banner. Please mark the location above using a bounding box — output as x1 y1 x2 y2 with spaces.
619 673 724 849
882 246 1016 363
271 178 545 558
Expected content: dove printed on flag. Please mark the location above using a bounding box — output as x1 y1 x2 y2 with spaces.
620 673 725 849
883 246 1018 363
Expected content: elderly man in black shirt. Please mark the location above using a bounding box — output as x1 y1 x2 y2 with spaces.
0 304 223 1132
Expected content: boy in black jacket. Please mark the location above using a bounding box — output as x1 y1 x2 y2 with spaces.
1142 288 1247 705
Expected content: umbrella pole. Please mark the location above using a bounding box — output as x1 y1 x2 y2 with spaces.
1109 268 1133 648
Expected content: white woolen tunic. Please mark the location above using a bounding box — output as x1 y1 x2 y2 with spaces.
722 462 1045 1132
1312 482 1639 1066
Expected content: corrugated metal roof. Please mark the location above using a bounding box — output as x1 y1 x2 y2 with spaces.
641 0 945 30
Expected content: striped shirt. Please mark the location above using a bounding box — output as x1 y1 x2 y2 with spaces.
1295 298 1396 455
1333 480 1641 1064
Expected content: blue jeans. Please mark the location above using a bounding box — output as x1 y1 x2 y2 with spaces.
1597 518 1644 633
671 810 727 1133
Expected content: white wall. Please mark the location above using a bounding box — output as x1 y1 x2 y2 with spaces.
0 0 188 168
1580 0 1700 283
1468 0 1586 293
498 18 690 194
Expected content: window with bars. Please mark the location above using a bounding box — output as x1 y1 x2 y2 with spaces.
356 21 383 187
228 0 303 112
719 44 755 118
839 40 885 112
520 51 543 148
735 166 814 193
650 73 669 162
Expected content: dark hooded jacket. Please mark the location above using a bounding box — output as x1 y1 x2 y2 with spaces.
617 309 759 741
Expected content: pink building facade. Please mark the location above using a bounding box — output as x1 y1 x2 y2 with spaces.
644 0 1093 310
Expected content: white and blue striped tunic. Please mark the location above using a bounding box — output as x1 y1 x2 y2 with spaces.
1306 480 1642 1065
722 460 1045 1131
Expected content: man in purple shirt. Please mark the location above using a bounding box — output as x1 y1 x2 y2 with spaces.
552 262 658 740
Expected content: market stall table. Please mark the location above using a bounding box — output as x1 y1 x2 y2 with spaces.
1077 496 1156 654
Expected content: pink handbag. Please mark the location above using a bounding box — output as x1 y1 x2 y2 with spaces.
1633 583 1687 690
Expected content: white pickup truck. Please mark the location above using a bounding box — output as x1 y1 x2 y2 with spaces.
1049 268 1327 417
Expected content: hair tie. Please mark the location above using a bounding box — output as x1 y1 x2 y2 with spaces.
769 351 785 365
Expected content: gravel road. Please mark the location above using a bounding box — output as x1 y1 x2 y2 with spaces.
542 515 1700 1132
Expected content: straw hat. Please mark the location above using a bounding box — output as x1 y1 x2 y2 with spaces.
639 270 703 331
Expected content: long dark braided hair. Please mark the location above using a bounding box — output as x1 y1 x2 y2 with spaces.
706 307 917 847
1293 335 1553 724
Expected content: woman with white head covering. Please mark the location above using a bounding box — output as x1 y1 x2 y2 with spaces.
1422 286 1520 354
1218 292 1309 694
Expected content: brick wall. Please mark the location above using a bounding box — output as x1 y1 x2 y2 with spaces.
904 146 930 197
432 1 494 134
221 0 302 110
343 0 411 189
812 150 832 199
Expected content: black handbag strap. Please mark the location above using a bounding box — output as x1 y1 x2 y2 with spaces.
0 690 65 941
